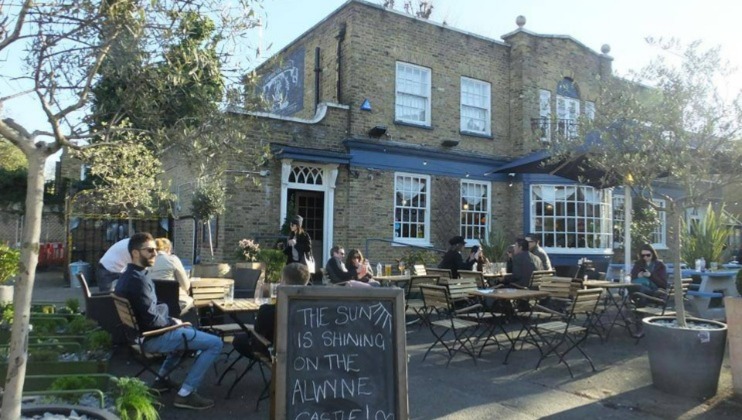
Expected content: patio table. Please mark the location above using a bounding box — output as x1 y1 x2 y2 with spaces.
583 281 639 340
470 288 550 363
211 298 262 335
375 274 411 288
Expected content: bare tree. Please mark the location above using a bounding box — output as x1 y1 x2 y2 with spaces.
0 1 262 417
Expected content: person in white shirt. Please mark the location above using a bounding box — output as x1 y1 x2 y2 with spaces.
97 237 131 292
149 238 193 315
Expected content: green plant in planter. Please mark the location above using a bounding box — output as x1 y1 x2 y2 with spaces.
29 348 61 362
259 249 285 283
1 303 12 326
113 377 161 420
0 244 20 284
480 227 509 262
32 317 68 335
86 330 112 357
49 375 97 403
191 178 226 260
65 298 81 314
396 248 440 269
681 204 732 268
67 316 99 335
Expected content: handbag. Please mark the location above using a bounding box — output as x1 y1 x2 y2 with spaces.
303 253 316 274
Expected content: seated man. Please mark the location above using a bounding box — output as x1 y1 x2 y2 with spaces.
438 235 478 279
232 263 311 359
509 238 544 288
114 232 223 410
325 245 354 284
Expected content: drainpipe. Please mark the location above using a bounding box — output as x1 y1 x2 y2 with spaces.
314 47 322 113
335 23 346 103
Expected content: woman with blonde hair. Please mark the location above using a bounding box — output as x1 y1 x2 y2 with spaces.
150 237 193 315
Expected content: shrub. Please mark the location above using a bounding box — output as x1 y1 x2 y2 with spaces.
114 377 161 420
0 244 20 284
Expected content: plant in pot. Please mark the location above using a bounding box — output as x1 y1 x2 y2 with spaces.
254 248 285 298
480 227 509 273
548 41 741 399
113 376 161 420
0 244 20 304
191 178 230 278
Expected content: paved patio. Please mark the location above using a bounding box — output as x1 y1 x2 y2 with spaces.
27 269 742 419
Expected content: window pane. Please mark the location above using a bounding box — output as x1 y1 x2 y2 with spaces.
460 77 491 134
396 62 431 125
531 184 612 250
394 173 430 242
460 181 489 243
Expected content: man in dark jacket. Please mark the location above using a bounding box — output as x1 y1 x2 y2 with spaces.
325 245 353 284
438 235 478 279
510 238 544 288
115 232 222 410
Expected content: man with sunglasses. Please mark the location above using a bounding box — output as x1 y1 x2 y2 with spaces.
115 232 222 410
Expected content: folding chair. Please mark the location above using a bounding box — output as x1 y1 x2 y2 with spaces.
458 270 487 289
218 329 273 409
629 278 692 341
530 288 603 377
189 281 244 338
75 273 126 344
404 271 439 327
112 294 192 385
419 285 483 367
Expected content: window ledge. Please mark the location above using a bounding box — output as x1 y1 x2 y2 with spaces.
394 120 433 130
459 130 493 140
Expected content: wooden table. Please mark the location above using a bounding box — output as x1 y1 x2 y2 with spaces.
211 298 262 334
482 272 511 287
470 288 550 363
375 274 411 287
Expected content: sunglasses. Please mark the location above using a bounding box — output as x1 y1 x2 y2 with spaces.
139 247 157 254
641 253 652 258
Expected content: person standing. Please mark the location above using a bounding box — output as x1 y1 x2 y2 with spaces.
438 236 478 279
97 237 131 292
114 232 222 410
525 233 552 271
283 215 314 274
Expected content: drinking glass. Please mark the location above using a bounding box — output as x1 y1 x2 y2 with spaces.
710 262 719 271
225 283 234 305
398 260 406 274
384 264 392 276
270 283 278 305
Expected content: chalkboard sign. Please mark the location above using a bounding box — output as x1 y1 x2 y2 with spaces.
274 286 409 420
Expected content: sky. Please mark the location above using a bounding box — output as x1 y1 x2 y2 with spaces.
3 0 742 176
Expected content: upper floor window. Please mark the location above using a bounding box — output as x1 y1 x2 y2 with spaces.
394 172 430 244
556 78 580 139
395 62 431 126
531 184 612 251
460 77 491 135
460 180 490 243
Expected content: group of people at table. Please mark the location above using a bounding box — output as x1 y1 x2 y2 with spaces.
97 209 669 410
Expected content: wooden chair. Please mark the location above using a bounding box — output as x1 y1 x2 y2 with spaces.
419 285 482 367
219 329 273 409
189 280 243 338
112 294 192 384
404 270 440 327
530 288 603 377
629 278 692 341
508 269 555 290
426 267 453 284
458 270 487 289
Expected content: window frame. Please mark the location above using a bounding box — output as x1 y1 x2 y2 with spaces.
395 62 432 127
460 77 491 136
612 194 667 250
393 172 431 246
530 184 613 253
460 180 491 245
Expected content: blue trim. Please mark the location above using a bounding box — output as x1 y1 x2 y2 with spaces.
344 139 509 181
270 143 351 164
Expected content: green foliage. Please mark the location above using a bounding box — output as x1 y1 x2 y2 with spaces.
31 317 68 335
0 244 20 284
480 227 509 263
681 204 733 266
0 168 27 207
191 180 226 221
49 375 97 403
86 330 113 353
64 299 81 314
630 198 661 252
259 249 285 283
0 138 27 171
29 349 60 362
67 316 98 335
1 304 12 326
396 248 440 268
114 377 160 420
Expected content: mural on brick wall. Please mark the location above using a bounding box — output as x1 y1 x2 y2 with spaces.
257 47 304 116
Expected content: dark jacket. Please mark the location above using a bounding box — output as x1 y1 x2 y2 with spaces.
511 251 544 288
325 257 353 284
438 250 475 279
283 231 312 266
630 259 668 289
114 263 173 332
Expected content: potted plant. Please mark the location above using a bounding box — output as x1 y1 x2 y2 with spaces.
254 248 285 298
113 376 161 420
725 270 742 395
191 178 230 278
480 227 509 272
0 244 19 304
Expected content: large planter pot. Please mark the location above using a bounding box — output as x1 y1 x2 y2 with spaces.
192 262 231 278
725 296 742 395
21 404 119 420
643 316 727 399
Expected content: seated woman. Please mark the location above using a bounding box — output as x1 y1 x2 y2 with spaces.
346 249 381 287
149 237 193 315
631 243 668 297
